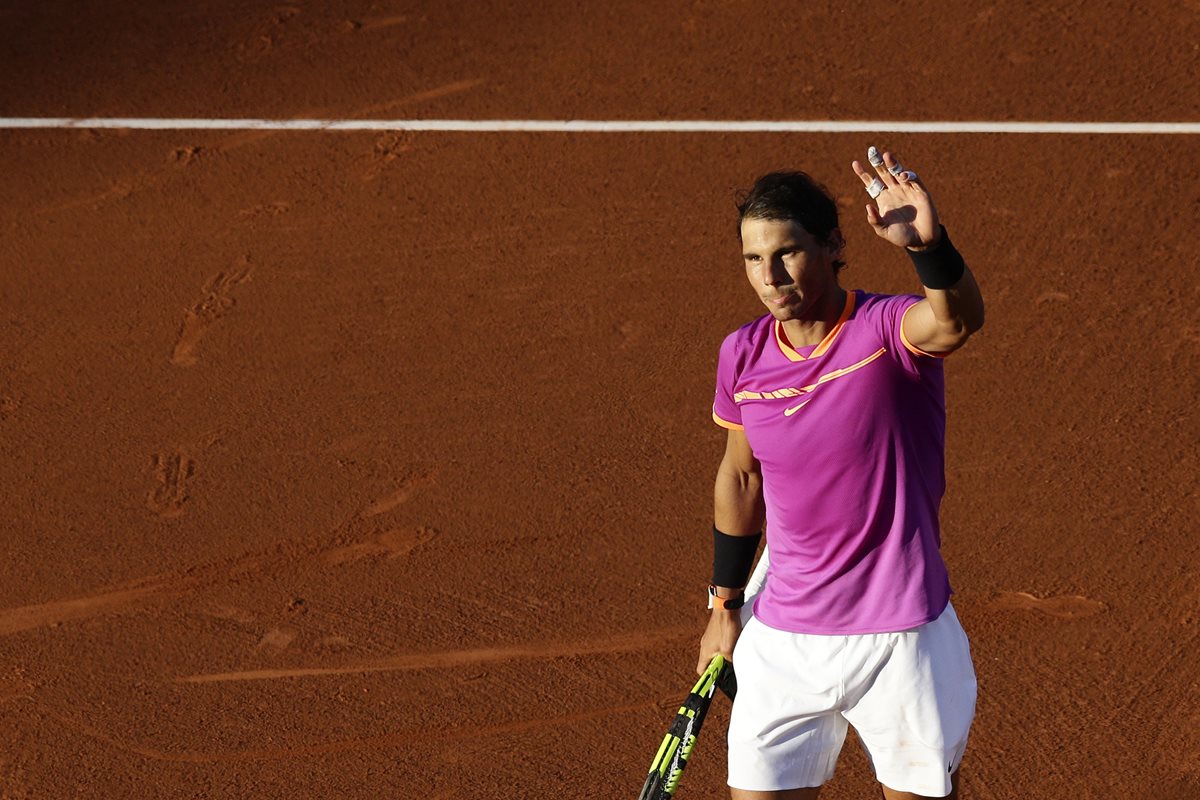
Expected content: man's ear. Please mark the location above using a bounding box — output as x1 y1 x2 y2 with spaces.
826 228 846 259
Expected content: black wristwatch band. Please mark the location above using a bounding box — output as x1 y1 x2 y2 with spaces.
708 585 746 610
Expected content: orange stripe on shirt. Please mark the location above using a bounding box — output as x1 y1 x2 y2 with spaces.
712 409 745 430
735 347 888 405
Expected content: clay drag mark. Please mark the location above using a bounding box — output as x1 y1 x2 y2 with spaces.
147 449 195 518
0 578 179 637
321 526 436 566
170 261 253 366
360 471 436 517
991 591 1107 619
0 473 437 638
43 696 663 765
177 626 691 684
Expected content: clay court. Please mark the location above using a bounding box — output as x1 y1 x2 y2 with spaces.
1 2 1198 798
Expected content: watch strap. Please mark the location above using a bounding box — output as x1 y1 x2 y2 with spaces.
707 585 746 610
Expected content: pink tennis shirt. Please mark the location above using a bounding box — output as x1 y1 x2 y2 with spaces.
713 290 952 634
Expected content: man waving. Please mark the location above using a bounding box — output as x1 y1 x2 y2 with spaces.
699 148 985 799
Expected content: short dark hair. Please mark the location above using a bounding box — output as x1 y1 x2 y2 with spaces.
736 171 845 272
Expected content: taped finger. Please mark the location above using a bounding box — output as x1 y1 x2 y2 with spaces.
865 177 886 198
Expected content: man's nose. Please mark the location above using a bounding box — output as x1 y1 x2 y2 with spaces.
761 257 787 286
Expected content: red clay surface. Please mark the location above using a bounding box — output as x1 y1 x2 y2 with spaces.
1 2 1198 798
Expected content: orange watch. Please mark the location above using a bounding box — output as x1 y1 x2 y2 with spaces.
707 585 746 610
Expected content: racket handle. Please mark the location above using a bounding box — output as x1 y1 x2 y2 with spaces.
716 663 737 701
636 771 659 800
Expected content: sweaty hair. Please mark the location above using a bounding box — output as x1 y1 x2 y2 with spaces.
736 171 845 272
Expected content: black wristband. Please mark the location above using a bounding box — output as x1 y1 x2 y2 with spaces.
712 526 762 589
907 225 965 289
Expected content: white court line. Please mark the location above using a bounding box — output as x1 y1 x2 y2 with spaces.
1 117 1199 134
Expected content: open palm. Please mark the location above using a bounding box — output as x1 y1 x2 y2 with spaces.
852 149 941 249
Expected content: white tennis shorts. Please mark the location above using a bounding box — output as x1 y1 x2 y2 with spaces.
727 602 977 797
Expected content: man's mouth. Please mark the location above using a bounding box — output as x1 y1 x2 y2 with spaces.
766 293 795 306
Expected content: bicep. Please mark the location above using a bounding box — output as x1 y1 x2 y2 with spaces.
714 427 765 533
717 427 760 482
899 299 954 356
899 270 985 356
899 296 968 356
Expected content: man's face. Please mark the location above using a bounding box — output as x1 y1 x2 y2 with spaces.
740 218 844 321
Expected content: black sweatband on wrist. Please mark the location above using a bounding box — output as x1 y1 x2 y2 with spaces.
712 526 762 589
907 225 965 290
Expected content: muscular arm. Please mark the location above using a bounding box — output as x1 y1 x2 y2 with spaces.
851 148 985 355
697 427 765 673
714 427 766 540
900 244 985 355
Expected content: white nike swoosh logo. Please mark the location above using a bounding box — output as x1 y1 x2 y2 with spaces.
783 399 812 416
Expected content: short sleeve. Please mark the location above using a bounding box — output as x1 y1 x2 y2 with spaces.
712 331 744 430
875 293 950 366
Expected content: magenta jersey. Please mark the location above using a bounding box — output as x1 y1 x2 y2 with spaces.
712 290 952 634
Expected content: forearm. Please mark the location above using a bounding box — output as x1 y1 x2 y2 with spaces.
905 228 986 352
922 264 984 337
712 464 765 593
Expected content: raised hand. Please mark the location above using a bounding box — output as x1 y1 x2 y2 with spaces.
851 146 942 250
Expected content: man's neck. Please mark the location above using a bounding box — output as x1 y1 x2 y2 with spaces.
779 287 848 349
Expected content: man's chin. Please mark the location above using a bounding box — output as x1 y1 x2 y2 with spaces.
766 304 799 321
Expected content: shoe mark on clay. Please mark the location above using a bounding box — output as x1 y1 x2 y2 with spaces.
147 449 196 519
0 395 19 420
354 79 486 118
271 5 301 23
991 591 1106 619
615 320 638 350
322 526 437 566
33 136 209 216
0 465 434 636
236 201 291 222
362 133 415 181
168 146 204 167
0 666 34 704
232 5 301 62
320 471 439 566
177 625 693 684
42 694 661 765
344 14 410 32
0 539 288 638
0 574 182 637
171 260 253 367
1036 291 1071 305
253 625 298 654
361 470 437 517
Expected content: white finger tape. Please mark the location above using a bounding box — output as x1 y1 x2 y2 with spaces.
866 177 886 198
888 162 905 176
867 145 884 167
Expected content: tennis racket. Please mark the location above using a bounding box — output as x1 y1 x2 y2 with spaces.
636 654 736 800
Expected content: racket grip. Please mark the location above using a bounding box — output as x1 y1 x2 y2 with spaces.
636 771 659 800
716 664 737 701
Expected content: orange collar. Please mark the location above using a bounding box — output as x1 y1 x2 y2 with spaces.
774 290 856 362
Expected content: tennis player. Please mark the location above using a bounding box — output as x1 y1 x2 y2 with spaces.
697 148 985 799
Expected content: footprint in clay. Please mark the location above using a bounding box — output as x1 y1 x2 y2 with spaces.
991 591 1106 619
